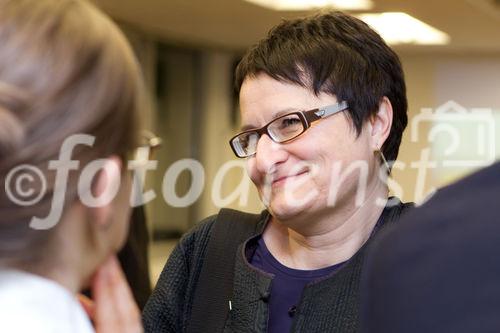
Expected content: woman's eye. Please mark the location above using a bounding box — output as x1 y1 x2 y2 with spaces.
280 117 300 128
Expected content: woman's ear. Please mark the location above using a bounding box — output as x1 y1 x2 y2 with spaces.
87 156 123 229
370 96 393 150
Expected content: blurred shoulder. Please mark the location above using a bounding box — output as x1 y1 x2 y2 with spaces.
0 270 93 333
397 161 500 233
368 162 500 261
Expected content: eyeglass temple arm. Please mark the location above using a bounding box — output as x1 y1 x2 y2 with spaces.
304 101 349 122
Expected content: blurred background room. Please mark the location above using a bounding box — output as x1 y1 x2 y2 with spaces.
89 0 500 285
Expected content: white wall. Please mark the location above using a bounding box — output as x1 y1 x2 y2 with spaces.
196 51 263 222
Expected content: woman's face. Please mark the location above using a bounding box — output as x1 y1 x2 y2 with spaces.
88 157 134 259
109 170 133 252
240 74 379 221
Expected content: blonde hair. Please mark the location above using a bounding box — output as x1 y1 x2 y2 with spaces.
0 0 143 261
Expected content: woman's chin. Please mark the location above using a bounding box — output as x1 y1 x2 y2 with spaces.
266 195 316 221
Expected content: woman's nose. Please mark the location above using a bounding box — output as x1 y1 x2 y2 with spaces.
253 134 288 175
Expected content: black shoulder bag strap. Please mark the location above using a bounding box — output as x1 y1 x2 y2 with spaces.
187 208 264 333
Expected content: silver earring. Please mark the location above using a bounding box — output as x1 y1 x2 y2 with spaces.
375 146 391 173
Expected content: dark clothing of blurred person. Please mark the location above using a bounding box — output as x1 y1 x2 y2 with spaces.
361 161 500 333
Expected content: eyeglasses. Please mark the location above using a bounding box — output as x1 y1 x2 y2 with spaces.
140 130 162 151
229 101 348 158
130 130 162 162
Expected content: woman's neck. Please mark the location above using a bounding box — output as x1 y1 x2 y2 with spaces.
10 256 82 294
263 181 388 270
13 205 99 294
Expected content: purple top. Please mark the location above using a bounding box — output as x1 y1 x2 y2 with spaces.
250 237 345 333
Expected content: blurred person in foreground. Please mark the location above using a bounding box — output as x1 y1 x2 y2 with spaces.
361 161 500 333
0 0 145 332
144 12 412 333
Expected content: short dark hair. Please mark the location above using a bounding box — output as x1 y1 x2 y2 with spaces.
235 11 408 162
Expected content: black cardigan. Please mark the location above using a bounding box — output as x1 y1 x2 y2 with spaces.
143 200 412 332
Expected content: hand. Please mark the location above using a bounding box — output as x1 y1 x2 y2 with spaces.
84 255 143 333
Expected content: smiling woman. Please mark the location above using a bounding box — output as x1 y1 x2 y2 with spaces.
144 11 413 333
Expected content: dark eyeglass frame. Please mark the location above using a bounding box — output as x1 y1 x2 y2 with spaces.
229 101 349 158
128 130 162 160
140 130 162 150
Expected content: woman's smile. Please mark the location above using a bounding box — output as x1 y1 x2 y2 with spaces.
271 169 310 188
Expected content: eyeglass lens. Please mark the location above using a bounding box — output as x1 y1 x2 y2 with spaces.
233 113 305 157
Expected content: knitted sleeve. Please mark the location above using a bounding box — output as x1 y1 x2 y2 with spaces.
142 216 217 333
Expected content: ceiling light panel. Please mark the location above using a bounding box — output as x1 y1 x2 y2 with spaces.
243 0 373 11
357 12 450 45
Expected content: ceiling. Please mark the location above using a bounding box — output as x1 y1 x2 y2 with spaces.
93 0 500 54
